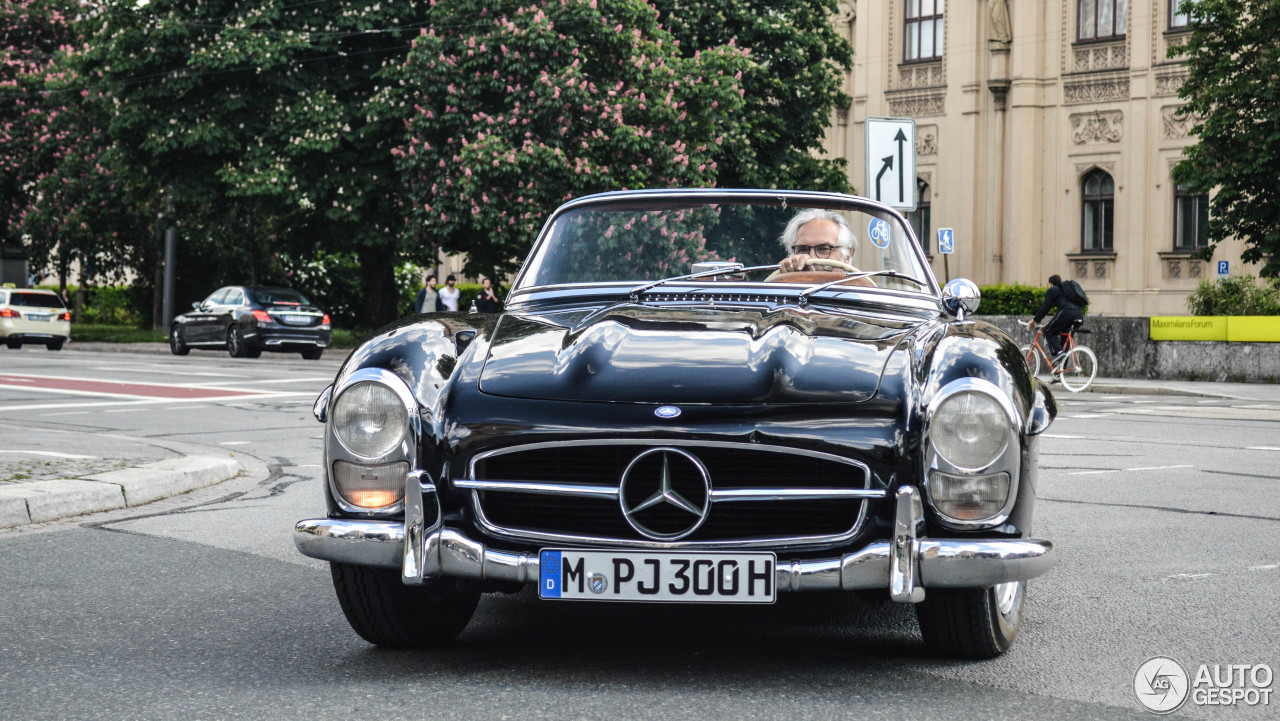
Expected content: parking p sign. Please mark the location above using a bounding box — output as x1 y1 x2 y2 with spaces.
937 228 954 254
1217 260 1229 278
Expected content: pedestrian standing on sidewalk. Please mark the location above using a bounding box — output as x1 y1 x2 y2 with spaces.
413 274 439 314
438 275 460 312
475 277 501 313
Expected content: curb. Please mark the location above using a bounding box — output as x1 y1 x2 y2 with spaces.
1083 380 1237 399
0 455 242 528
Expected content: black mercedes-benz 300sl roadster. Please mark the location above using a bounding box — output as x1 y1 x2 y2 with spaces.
295 189 1058 659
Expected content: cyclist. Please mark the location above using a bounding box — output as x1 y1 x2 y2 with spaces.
1027 274 1085 372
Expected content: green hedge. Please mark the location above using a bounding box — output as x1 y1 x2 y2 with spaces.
973 283 1047 316
1186 276 1280 316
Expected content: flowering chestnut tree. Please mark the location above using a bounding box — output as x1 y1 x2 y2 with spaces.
0 0 142 287
79 0 438 324
385 0 750 278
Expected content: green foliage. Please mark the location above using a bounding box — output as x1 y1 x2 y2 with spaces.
973 283 1047 316
79 286 140 325
1186 275 1280 316
386 0 750 279
1172 0 1280 276
70 324 164 343
652 0 854 193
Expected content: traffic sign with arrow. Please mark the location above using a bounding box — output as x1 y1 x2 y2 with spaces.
864 117 916 211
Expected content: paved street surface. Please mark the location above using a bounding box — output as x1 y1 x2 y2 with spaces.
0 348 1277 720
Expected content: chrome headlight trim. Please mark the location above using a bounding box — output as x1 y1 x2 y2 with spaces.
326 367 419 517
923 377 1022 531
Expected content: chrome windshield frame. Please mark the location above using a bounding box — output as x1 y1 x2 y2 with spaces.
509 189 940 301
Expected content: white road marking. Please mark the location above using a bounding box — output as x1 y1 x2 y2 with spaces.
95 366 238 378
1246 446 1280 451
1164 565 1279 582
1068 413 1113 419
219 441 251 446
0 391 314 412
194 377 330 386
104 408 151 413
1042 433 1085 439
0 450 97 459
1067 464 1192 476
39 411 90 417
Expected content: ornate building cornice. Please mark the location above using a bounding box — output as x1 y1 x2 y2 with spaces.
1063 73 1130 105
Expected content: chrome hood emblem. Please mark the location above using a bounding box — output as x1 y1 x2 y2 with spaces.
619 448 711 541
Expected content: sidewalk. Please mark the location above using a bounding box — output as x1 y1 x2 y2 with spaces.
0 424 242 529
1084 377 1280 401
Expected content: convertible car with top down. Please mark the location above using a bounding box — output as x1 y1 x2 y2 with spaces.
294 189 1058 659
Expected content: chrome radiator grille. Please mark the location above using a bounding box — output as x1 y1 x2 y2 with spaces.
459 441 883 548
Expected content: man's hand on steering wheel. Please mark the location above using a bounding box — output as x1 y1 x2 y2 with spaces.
778 253 812 273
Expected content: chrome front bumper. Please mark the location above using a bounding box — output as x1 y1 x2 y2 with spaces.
294 486 1055 601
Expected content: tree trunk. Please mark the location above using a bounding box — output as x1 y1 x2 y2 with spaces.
358 243 399 329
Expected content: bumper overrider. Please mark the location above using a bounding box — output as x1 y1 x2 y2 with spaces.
294 477 1055 601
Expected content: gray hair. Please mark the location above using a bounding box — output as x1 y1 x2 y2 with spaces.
779 209 858 255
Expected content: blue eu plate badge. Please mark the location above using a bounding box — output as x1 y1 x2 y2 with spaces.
540 550 562 598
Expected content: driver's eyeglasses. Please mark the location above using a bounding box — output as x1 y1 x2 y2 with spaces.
790 244 841 258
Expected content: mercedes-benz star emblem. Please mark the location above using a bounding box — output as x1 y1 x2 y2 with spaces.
654 406 681 419
619 447 711 541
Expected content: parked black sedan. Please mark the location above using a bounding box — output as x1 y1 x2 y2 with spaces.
170 286 331 359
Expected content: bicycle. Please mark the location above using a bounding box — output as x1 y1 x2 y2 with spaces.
1020 318 1097 393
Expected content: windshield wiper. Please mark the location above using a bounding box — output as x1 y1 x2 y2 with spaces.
796 271 929 306
629 264 780 302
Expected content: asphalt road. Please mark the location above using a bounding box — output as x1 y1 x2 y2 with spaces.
0 348 1277 720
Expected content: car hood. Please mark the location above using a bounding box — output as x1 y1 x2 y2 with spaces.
477 304 926 404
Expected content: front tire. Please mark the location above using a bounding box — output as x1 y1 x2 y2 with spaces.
330 562 479 648
915 581 1025 659
46 339 64 351
5 339 20 349
300 347 323 360
1020 345 1040 377
169 326 190 355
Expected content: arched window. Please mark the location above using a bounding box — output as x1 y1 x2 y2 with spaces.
906 178 932 254
1081 169 1114 251
1173 184 1208 250
1078 0 1127 41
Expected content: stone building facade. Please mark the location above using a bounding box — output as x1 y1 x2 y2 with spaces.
825 0 1240 316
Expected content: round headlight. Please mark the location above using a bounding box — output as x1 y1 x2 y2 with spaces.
930 390 1010 469
332 381 409 459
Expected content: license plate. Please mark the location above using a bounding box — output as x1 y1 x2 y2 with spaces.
27 313 51 321
284 314 309 324
539 549 776 603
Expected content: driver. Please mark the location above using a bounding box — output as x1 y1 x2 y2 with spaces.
777 209 859 273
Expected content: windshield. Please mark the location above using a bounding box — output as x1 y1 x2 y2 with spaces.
516 194 934 295
11 292 65 309
251 288 310 306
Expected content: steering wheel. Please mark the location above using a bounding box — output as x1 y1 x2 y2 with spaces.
765 257 860 282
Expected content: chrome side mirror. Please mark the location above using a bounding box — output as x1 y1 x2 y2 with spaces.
941 279 981 321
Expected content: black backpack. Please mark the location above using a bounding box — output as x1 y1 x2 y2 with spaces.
1061 279 1089 307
